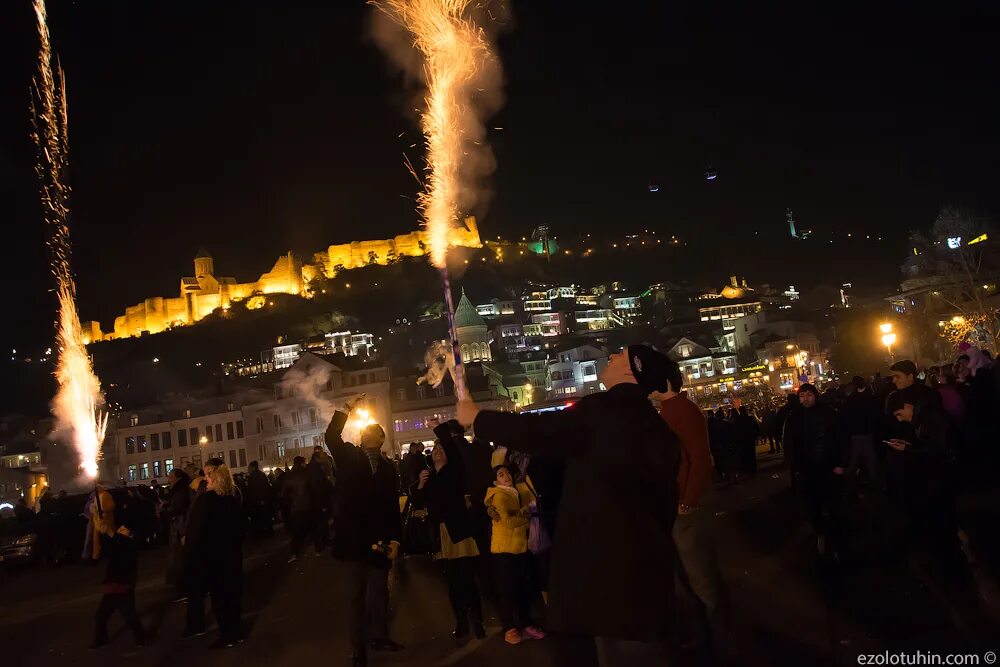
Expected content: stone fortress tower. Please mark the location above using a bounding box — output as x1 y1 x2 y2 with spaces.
83 217 482 342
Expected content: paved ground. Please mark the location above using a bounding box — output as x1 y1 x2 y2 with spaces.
2 454 997 667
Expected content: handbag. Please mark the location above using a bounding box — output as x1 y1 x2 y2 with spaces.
401 496 435 556
523 477 552 554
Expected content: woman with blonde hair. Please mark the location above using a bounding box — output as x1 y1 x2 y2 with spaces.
183 463 245 649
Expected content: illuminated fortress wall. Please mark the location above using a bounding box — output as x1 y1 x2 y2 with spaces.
82 218 481 342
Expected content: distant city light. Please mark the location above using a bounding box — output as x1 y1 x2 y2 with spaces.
153 357 160 363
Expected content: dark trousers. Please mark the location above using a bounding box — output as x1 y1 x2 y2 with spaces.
289 510 314 557
186 582 242 641
673 511 732 658
312 509 330 552
595 637 672 667
796 465 841 551
442 556 483 627
345 560 390 651
847 434 878 483
250 503 274 535
94 590 145 645
493 552 532 630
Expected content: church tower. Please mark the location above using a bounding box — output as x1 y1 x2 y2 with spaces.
194 248 215 279
454 289 492 364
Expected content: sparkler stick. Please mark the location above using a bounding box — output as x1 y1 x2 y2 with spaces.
31 0 107 480
374 0 500 401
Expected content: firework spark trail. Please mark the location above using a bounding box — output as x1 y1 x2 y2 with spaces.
31 0 107 479
374 0 502 399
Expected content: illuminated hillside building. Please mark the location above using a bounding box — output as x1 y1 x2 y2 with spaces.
83 218 482 342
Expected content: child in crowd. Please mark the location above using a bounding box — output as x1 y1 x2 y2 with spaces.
485 464 546 645
91 514 145 650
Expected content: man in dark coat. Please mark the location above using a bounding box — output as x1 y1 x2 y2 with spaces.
326 412 403 667
782 383 847 557
773 393 799 455
307 452 335 551
163 468 192 598
282 456 312 562
400 442 427 493
244 461 273 536
843 376 882 484
458 344 680 666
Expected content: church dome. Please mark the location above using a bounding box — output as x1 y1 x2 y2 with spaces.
454 290 486 329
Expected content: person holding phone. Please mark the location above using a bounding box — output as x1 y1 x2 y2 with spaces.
886 390 960 569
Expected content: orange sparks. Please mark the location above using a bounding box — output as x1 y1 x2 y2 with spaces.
32 0 107 480
374 0 498 268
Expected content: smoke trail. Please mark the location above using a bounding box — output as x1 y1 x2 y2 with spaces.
417 339 456 388
31 0 107 480
372 0 506 399
277 364 375 447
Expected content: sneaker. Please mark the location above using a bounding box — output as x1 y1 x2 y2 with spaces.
287 555 298 564
209 639 236 650
522 626 546 640
504 629 522 645
181 628 207 639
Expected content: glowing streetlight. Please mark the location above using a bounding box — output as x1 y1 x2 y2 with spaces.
879 322 896 360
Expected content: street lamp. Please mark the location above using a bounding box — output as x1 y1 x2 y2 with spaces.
879 322 896 361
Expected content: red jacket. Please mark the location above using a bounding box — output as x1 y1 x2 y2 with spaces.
659 395 712 508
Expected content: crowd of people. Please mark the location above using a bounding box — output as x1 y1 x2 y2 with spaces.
11 339 997 666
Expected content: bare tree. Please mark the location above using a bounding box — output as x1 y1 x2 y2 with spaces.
910 207 999 352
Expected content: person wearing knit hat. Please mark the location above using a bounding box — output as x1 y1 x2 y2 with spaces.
455 347 680 660
783 382 847 558
627 344 672 395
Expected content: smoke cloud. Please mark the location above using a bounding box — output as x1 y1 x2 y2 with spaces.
417 339 456 388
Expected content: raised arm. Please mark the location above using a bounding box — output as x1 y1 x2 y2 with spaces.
472 405 589 460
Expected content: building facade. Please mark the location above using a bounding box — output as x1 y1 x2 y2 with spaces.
110 393 264 484
545 345 608 399
242 353 393 467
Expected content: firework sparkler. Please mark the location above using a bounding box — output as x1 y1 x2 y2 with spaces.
374 0 503 400
31 0 108 479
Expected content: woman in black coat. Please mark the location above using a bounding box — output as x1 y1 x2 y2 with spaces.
409 419 485 640
183 464 244 648
457 346 680 665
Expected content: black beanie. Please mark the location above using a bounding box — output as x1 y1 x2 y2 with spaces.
627 344 671 394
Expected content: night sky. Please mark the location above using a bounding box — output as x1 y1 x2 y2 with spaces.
1 0 998 354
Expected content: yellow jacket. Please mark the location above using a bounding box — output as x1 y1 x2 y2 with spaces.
484 482 535 555
91 487 115 559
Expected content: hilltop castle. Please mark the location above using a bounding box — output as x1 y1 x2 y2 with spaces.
82 217 482 342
